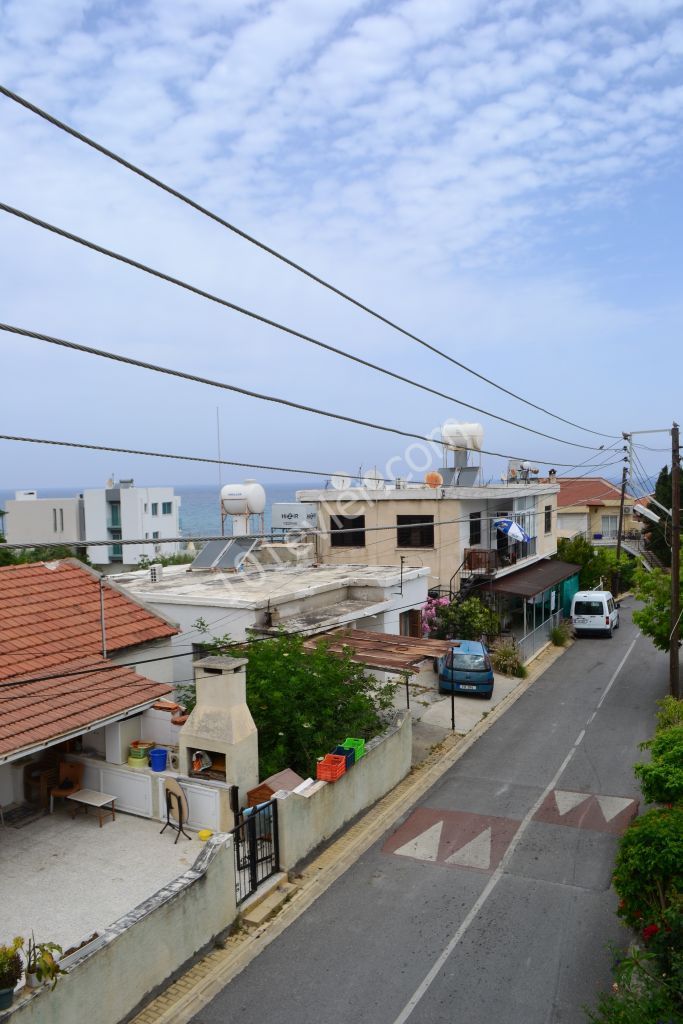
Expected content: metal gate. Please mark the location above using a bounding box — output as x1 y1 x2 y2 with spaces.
231 799 280 904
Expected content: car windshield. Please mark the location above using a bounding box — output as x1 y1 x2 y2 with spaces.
574 600 604 616
451 653 488 672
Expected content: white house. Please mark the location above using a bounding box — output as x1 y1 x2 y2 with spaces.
113 560 430 686
3 478 182 569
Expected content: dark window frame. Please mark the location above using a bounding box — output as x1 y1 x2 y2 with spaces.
330 514 366 548
469 511 482 546
396 514 434 548
544 505 552 534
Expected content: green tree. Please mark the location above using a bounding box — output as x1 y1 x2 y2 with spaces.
430 596 499 641
176 624 395 779
634 726 683 806
644 466 676 568
632 558 683 653
556 535 608 589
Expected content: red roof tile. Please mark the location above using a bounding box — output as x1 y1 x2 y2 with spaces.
0 560 177 758
557 477 635 509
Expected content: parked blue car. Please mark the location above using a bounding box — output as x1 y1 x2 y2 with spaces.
438 640 494 700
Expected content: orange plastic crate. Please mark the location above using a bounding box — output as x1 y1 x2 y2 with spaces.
316 753 346 782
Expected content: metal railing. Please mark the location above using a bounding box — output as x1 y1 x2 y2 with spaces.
515 610 562 664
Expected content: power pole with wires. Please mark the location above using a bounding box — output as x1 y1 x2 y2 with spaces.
613 465 628 597
670 422 680 699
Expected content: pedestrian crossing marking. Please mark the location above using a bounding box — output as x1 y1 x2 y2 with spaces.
595 795 633 822
554 790 590 816
394 821 443 862
445 827 491 870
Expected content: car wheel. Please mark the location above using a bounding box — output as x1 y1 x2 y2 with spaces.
607 627 613 638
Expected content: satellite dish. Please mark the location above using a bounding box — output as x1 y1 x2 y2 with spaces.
362 468 384 491
330 472 353 491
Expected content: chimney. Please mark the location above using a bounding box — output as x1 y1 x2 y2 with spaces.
179 657 258 798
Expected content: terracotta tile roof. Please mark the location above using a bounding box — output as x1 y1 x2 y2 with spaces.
557 477 635 509
0 560 176 758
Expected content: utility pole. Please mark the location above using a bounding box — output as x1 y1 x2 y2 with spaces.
613 465 628 597
670 422 680 699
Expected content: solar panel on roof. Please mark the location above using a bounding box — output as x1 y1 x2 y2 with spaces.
190 539 233 569
190 537 258 570
214 537 257 570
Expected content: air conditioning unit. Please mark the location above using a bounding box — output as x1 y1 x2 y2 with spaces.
149 563 163 583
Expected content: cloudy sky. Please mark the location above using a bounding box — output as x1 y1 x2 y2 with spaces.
1 0 681 494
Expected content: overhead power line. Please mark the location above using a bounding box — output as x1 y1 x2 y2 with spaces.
0 84 619 441
0 472 626 552
0 323 606 466
0 204 602 452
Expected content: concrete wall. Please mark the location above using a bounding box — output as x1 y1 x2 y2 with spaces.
7 835 237 1024
108 637 176 686
3 498 82 545
275 711 411 870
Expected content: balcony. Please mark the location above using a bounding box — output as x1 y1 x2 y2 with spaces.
464 537 538 574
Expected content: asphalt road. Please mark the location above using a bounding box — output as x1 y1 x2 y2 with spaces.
191 599 667 1024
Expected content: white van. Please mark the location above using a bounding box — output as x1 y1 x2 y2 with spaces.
570 590 620 637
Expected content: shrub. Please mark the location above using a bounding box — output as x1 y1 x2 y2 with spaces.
429 596 499 641
586 950 683 1023
491 641 526 678
550 621 572 647
0 936 23 990
655 696 683 733
634 727 683 806
613 806 683 928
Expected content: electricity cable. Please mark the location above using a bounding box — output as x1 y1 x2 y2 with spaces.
0 84 618 441
0 324 608 465
0 207 602 452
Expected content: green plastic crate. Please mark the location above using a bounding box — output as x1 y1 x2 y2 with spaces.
342 737 365 761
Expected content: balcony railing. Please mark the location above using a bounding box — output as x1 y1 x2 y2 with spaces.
464 537 537 573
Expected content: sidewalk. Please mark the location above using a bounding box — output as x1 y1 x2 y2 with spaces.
132 639 570 1024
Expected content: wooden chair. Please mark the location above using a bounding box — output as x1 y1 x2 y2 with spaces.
24 752 61 809
160 778 192 844
49 762 84 813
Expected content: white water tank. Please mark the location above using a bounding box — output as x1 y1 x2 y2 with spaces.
220 480 266 515
441 421 484 451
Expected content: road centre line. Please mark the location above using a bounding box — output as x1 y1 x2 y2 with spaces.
391 634 640 1024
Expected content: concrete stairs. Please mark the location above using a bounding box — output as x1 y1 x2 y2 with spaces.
240 874 297 930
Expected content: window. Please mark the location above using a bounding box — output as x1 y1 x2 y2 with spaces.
143 503 148 513
399 609 423 637
152 531 160 540
151 503 158 516
330 514 365 547
162 501 173 515
469 511 482 546
397 515 434 548
445 651 491 672
109 502 121 527
544 505 552 534
574 600 604 616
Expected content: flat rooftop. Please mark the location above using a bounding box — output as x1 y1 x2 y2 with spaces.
113 561 428 609
297 482 559 502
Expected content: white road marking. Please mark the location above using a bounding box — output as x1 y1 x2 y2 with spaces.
554 790 590 816
394 821 443 862
595 795 633 822
445 827 491 869
575 729 586 745
391 634 639 1024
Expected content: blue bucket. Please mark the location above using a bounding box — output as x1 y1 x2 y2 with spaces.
149 748 168 772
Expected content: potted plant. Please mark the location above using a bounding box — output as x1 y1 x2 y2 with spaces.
24 934 64 990
0 936 23 1009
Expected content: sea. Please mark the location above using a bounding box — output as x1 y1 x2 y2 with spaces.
0 481 320 540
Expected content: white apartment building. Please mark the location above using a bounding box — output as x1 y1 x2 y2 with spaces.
3 479 181 568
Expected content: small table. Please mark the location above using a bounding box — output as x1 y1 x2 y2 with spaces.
67 789 116 828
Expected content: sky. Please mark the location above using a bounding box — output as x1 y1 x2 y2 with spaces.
1 0 681 495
